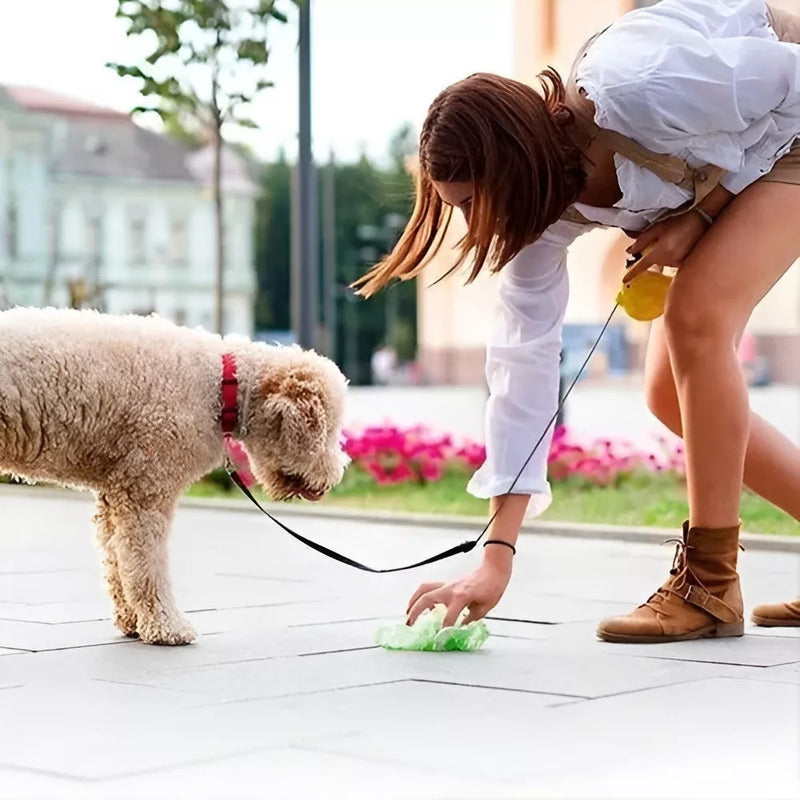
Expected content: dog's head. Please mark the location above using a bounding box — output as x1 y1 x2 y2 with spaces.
243 348 349 501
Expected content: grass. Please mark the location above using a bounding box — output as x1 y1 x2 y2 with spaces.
186 467 800 537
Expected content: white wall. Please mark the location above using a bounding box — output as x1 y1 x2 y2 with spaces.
0 104 257 334
50 178 255 334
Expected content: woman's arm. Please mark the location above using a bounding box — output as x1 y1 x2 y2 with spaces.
625 183 736 278
405 493 528 628
466 220 578 508
406 220 584 627
696 184 735 221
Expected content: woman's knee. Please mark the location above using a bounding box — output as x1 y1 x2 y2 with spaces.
663 292 738 368
643 364 681 431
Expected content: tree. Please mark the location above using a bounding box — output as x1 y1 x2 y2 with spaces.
108 0 293 334
387 122 417 172
254 150 291 331
254 126 416 383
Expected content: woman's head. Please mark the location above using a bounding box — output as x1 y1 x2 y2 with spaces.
354 71 586 297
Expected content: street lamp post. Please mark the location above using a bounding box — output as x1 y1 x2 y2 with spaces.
293 0 318 350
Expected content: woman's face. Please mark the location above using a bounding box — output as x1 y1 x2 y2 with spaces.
432 180 474 224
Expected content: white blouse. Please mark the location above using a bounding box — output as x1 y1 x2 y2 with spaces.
467 0 800 514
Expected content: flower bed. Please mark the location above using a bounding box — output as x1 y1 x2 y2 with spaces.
341 424 483 486
546 426 684 486
199 424 685 495
183 425 796 536
340 424 685 487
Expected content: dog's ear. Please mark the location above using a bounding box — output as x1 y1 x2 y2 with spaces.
260 368 328 455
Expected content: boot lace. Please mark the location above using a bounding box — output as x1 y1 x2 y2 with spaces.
642 537 744 615
641 538 695 614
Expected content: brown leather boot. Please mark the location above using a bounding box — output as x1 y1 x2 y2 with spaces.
597 521 744 643
751 599 800 627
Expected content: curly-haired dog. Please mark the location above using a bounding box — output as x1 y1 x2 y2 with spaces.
0 307 348 645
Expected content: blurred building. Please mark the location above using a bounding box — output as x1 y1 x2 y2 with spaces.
417 0 800 385
0 85 259 334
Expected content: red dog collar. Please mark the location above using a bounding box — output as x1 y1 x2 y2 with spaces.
220 353 238 436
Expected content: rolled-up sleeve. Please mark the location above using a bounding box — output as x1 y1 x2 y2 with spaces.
578 0 800 195
467 220 582 516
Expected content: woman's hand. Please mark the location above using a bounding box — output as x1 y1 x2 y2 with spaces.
406 546 513 627
624 210 708 283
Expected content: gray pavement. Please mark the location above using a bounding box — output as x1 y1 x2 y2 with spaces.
1 485 799 799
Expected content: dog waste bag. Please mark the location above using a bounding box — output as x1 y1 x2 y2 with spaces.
377 604 489 652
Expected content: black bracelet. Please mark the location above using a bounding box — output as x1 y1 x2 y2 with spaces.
483 540 516 555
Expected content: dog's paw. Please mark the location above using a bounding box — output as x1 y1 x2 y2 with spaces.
137 615 197 646
113 609 139 638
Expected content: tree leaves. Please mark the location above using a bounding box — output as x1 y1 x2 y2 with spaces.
108 0 291 136
237 38 269 63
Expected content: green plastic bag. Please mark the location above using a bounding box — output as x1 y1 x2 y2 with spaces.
377 604 489 652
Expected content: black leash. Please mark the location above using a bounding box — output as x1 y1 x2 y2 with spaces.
227 304 619 573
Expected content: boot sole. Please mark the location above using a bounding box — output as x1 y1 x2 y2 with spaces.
597 620 744 644
751 614 800 628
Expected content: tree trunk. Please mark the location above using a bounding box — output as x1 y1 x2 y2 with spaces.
213 121 224 335
42 201 58 307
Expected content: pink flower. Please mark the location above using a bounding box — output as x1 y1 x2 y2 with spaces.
420 459 443 482
343 423 686 490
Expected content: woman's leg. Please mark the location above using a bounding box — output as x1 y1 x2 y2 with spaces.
644 319 800 521
645 314 800 629
599 181 800 642
666 183 800 528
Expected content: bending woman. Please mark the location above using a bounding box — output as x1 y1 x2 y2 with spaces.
355 0 800 642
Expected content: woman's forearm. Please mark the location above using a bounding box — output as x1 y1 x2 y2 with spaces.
480 493 530 568
697 184 734 219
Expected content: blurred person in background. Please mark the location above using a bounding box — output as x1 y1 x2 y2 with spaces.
370 343 397 385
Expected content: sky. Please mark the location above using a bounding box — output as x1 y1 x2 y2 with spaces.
0 0 515 164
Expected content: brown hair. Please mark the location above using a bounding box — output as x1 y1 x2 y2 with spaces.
353 70 586 297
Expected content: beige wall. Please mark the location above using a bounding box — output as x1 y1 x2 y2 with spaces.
513 0 630 80
417 0 800 384
418 0 635 383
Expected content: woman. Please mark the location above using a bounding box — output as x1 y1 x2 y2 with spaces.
355 0 800 641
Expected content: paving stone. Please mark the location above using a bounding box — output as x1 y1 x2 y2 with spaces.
0 618 130 652
0 681 354 780
369 634 735 700
747 624 800 639
714 659 800 686
221 681 561 783
64 747 514 800
0 599 112 624
597 631 800 667
126 646 412 705
0 768 84 800
312 678 800 799
1 487 798 798
507 677 800 800
489 592 635 623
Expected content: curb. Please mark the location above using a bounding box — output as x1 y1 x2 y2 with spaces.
180 495 800 553
4 483 799 554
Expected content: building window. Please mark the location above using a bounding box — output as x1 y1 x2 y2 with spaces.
87 216 103 281
129 217 146 264
169 217 187 265
6 200 17 260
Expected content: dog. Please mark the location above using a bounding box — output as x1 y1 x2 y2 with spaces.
0 307 348 644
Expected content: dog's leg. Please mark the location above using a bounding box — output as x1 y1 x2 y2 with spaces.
109 498 197 646
93 496 138 637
